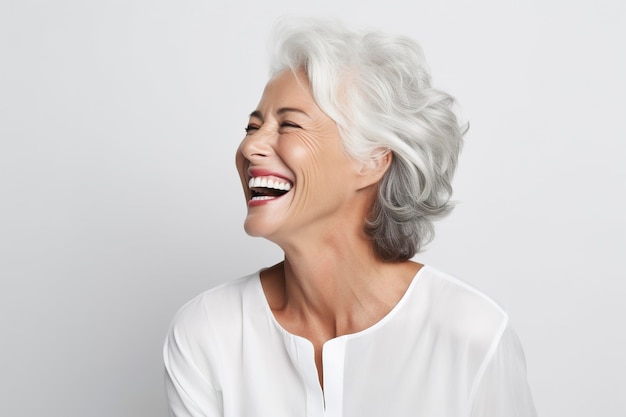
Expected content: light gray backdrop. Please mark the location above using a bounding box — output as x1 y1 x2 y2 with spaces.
1 0 624 416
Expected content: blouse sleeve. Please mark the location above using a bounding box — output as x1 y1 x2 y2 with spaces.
469 324 538 417
163 309 223 417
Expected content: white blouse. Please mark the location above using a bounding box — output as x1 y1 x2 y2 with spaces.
164 266 537 417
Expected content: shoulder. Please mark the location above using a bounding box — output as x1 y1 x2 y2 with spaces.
416 266 509 350
163 273 261 394
167 272 260 345
419 265 507 321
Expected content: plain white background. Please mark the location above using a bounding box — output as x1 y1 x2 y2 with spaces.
1 0 624 416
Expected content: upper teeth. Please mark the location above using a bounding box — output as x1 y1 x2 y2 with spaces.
248 177 292 191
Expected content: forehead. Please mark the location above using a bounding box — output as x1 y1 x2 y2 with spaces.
257 69 316 109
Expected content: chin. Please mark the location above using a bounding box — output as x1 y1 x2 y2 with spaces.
243 219 277 239
243 225 263 237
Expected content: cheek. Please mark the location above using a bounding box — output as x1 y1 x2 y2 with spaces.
276 138 322 213
283 141 355 216
280 136 328 184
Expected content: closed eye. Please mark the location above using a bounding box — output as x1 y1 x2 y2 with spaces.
280 122 301 129
244 124 259 134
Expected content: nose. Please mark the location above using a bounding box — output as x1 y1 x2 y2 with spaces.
239 128 274 162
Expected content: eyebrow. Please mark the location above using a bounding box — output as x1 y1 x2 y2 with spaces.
249 107 311 121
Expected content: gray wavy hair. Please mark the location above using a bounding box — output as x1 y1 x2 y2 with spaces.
268 19 466 261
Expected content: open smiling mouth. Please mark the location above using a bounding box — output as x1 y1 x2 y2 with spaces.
248 176 293 201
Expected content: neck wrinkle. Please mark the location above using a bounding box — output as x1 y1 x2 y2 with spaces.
274 235 416 340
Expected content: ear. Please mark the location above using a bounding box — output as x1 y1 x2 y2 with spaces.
355 150 393 190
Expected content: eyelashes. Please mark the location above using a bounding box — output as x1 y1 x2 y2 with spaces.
244 125 258 134
244 122 302 134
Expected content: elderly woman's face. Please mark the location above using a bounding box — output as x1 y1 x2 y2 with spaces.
236 70 366 243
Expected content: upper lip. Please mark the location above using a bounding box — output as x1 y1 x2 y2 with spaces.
247 168 294 185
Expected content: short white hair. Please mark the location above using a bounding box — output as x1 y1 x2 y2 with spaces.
268 19 466 261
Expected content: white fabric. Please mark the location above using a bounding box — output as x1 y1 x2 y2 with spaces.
164 266 537 417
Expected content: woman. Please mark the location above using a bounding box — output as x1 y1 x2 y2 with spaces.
164 19 537 417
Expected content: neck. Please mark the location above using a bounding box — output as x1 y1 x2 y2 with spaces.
262 223 420 340
258 206 422 391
